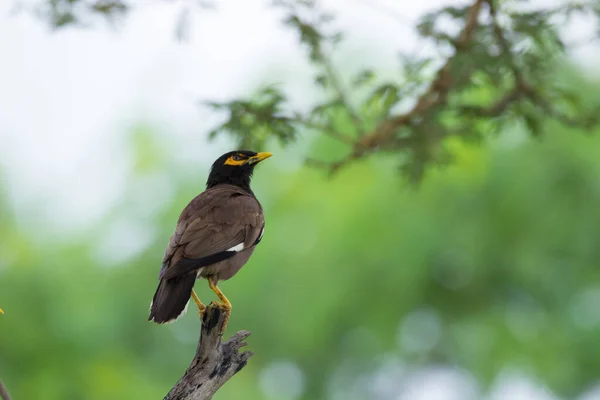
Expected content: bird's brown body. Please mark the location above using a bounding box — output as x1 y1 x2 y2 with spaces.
148 150 271 326
161 185 264 282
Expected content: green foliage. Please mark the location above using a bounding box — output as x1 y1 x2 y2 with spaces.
6 1 600 398
30 0 600 178
43 0 128 28
200 0 600 180
3 104 600 398
204 86 297 151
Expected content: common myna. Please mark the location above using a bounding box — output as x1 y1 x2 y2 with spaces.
148 150 272 327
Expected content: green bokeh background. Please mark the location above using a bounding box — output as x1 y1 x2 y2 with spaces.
2 76 600 399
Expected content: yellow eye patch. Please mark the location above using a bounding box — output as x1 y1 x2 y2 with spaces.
224 154 247 166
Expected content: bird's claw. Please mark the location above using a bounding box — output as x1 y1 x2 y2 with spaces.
208 300 231 313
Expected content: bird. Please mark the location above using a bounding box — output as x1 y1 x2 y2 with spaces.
148 150 272 330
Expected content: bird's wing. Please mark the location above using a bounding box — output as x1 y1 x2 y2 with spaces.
160 185 264 280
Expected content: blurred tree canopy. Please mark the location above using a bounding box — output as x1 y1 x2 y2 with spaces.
3 111 600 398
27 0 600 181
3 0 600 399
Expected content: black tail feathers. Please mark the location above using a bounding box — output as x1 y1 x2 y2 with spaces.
148 273 196 324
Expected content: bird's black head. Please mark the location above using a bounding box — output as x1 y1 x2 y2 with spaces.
206 150 273 191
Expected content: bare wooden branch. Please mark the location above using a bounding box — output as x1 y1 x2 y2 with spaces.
164 303 253 400
0 379 12 400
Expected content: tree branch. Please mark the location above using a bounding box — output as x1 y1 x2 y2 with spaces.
359 0 484 149
309 0 598 174
486 0 598 131
163 303 253 400
0 379 12 400
312 0 485 173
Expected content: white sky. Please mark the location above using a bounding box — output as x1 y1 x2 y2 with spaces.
0 0 597 224
0 0 597 233
0 0 428 231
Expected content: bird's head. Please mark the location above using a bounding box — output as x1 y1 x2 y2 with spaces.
206 150 273 190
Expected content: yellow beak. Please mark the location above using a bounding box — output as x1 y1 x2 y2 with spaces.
248 152 273 164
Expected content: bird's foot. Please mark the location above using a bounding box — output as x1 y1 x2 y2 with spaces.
208 300 231 312
197 305 206 318
206 301 231 335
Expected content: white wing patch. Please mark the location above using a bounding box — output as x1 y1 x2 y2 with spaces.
257 226 264 242
227 242 245 252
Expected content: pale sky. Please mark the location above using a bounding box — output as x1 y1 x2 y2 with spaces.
0 0 597 233
0 0 421 231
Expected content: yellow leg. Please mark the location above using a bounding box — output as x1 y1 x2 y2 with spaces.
208 278 231 310
191 290 206 315
208 278 231 334
0 307 3 315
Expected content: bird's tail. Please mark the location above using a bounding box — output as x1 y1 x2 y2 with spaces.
148 273 196 324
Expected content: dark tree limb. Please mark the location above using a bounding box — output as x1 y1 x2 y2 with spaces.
164 303 253 400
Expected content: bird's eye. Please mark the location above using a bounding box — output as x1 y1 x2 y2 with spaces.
232 154 243 161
